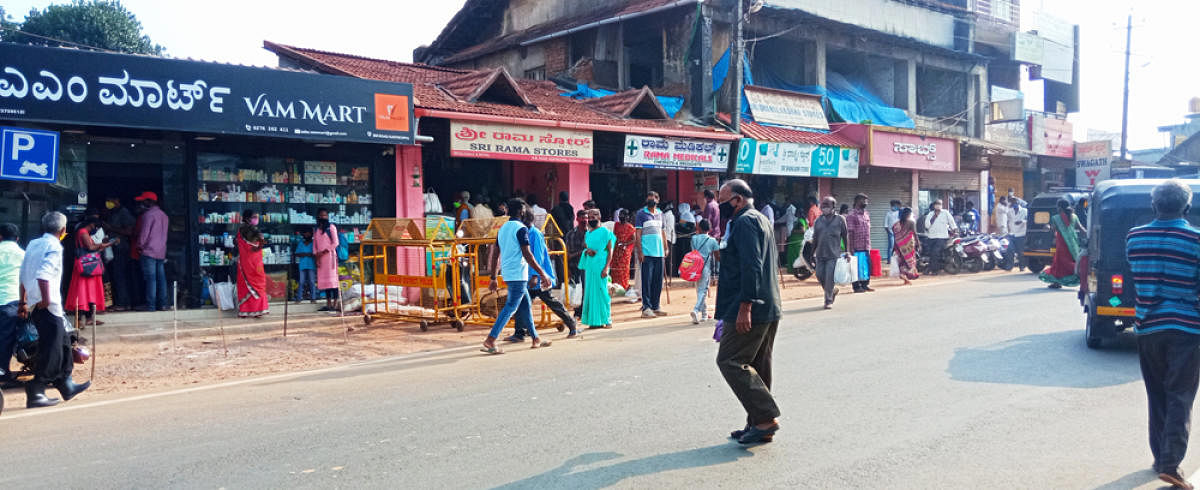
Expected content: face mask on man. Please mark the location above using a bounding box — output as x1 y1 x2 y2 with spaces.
646 199 657 210
248 217 259 226
317 218 330 227
588 219 600 228
718 201 734 219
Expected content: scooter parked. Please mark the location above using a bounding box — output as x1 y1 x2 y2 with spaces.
917 235 964 275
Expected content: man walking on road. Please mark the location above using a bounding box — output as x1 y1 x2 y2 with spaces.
812 197 848 309
846 193 873 293
1126 179 1200 489
482 198 553 354
714 179 782 445
508 207 579 341
636 191 668 318
1008 199 1028 271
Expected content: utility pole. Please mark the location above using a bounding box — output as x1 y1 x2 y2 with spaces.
1119 14 1131 161
732 0 743 133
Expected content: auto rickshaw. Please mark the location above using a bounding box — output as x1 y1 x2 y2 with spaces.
1024 188 1089 274
1080 179 1200 348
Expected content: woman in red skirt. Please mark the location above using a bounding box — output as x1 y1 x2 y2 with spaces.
66 216 114 323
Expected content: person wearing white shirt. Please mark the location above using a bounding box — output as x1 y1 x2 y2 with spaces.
884 200 902 263
19 212 90 408
1008 200 1029 271
0 223 24 385
995 196 1010 236
923 200 958 274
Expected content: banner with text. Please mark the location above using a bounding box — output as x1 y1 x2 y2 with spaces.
1075 140 1112 189
735 138 860 179
622 135 730 171
450 121 593 164
744 86 829 131
0 43 414 144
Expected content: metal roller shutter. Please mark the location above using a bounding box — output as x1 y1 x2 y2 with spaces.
919 170 981 190
831 167 913 252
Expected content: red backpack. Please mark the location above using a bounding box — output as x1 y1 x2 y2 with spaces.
678 249 706 282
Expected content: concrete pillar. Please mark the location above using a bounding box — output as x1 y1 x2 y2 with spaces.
806 38 827 88
818 177 832 199
911 170 920 209
690 6 714 121
896 59 916 113
565 162 591 212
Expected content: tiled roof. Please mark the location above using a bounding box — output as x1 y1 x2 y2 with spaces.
435 0 688 65
264 42 736 139
581 87 668 119
721 114 862 148
436 67 533 107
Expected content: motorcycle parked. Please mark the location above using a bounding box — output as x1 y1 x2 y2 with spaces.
917 235 964 275
960 234 990 273
984 234 1012 271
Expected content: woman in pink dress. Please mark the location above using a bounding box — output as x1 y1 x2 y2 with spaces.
236 210 269 318
312 208 341 312
66 215 114 323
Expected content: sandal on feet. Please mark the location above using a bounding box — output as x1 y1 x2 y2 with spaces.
531 340 552 349
479 345 505 355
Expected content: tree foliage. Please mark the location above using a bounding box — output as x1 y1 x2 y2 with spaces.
3 1 163 55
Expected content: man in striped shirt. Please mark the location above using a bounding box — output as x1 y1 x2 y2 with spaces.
1126 179 1200 489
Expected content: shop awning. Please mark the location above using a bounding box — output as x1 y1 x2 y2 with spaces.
733 117 862 149
722 115 864 179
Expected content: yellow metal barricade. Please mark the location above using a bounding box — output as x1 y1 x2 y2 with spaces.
457 214 571 332
358 217 465 331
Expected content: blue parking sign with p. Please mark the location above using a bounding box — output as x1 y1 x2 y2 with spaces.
1 127 58 184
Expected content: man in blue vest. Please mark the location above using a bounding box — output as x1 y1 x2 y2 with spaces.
507 207 579 342
481 198 553 354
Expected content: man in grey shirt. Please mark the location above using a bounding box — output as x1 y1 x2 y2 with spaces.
811 197 849 309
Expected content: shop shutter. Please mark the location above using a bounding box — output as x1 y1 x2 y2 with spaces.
990 166 1024 200
919 170 981 191
831 168 913 252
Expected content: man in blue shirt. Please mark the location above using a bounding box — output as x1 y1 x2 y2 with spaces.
294 230 317 302
635 191 668 318
507 208 579 341
482 198 553 354
1126 179 1200 489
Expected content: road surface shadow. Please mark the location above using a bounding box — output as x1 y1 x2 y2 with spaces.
986 286 1081 298
1094 468 1160 489
948 330 1141 388
491 444 753 490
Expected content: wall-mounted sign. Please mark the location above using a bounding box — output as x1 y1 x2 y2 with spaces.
869 130 958 172
0 43 415 144
743 85 829 131
450 121 592 164
735 138 859 179
1029 113 1073 158
0 126 58 183
985 121 1029 150
1013 31 1044 66
1075 140 1112 189
622 135 730 171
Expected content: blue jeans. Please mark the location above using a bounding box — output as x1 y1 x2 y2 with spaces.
140 256 167 310
488 281 537 340
885 229 895 262
298 269 317 300
693 265 712 314
641 256 664 311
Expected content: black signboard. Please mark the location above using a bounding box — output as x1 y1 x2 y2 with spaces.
0 43 415 145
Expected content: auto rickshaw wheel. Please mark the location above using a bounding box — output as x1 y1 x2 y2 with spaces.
1085 305 1104 349
1027 259 1046 274
419 320 429 332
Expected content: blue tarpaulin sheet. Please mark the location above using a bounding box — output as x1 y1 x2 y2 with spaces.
560 83 684 118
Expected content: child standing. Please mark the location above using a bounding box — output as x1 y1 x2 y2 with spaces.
294 230 317 302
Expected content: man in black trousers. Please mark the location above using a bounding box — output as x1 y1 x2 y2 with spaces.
714 179 782 445
1126 179 1200 489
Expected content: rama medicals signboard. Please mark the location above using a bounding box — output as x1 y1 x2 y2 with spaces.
449 121 593 164
0 43 415 145
743 85 829 131
622 135 730 171
1075 140 1112 189
735 138 859 179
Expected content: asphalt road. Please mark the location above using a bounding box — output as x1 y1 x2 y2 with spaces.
0 272 1182 489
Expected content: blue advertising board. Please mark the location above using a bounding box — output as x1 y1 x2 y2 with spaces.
0 43 414 145
0 126 58 183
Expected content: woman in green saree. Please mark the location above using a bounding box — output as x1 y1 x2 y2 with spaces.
1039 199 1087 288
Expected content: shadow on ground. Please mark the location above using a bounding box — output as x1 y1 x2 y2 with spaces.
491 444 753 490
948 329 1141 388
1094 468 1162 489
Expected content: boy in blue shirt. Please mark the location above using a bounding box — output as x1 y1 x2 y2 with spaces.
691 219 720 324
294 230 317 302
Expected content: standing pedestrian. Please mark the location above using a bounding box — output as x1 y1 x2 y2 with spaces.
923 199 957 275
884 200 901 263
508 207 579 341
611 210 636 290
66 215 113 322
294 229 317 302
102 197 136 311
1008 199 1028 271
0 223 23 385
20 212 90 408
690 219 720 324
1125 180 1200 489
235 210 269 319
481 198 553 354
551 191 575 235
891 208 920 285
566 210 588 319
995 196 1010 237
312 208 341 312
702 190 721 239
812 197 849 309
636 192 668 318
846 193 873 293
580 209 615 330
1039 199 1086 289
134 191 168 311
714 179 782 445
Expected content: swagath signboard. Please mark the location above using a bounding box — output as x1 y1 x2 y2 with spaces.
1075 140 1112 189
735 138 860 179
0 43 415 145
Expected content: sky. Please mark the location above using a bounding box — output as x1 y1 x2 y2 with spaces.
1 0 1196 152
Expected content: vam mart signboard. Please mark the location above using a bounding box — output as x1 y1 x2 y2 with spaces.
450 121 593 164
735 138 860 179
1075 140 1112 189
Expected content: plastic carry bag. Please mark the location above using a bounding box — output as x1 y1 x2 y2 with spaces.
834 257 853 285
568 283 583 305
889 258 901 278
211 281 236 310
